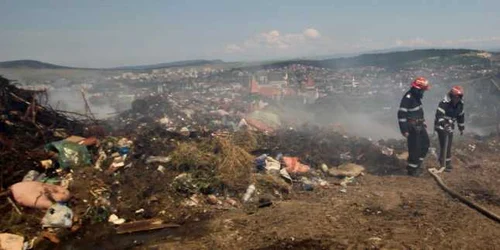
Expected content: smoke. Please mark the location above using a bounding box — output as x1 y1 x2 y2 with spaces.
330 113 401 139
273 96 400 140
47 88 117 119
272 68 500 140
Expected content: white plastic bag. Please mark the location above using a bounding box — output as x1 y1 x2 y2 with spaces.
41 203 73 228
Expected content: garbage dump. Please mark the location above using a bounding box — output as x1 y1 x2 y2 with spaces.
1 75 500 249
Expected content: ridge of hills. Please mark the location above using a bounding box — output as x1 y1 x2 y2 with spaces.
1 49 495 71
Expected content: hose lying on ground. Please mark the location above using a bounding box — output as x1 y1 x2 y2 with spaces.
428 169 500 223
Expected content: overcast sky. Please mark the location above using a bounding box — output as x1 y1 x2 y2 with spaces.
1 0 499 68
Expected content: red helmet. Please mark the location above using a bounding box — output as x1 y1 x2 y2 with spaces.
450 85 464 96
411 77 430 90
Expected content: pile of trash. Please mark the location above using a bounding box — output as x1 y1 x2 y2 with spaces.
6 75 487 249
113 90 287 137
0 76 288 248
114 91 247 134
257 127 407 176
0 76 104 248
0 76 98 188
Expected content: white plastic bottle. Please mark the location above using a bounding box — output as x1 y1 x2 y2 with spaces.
242 184 256 202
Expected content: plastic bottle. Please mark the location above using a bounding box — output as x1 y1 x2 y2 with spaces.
242 184 256 202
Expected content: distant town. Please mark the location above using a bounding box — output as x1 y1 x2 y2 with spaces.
1 49 499 133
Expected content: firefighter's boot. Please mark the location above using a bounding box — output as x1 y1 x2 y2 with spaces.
444 163 453 172
407 166 422 177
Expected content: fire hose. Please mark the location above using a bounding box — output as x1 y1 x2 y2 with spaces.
441 129 449 171
428 168 500 223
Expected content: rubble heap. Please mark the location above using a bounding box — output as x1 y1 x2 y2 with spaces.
114 91 248 134
1 75 499 249
0 76 97 188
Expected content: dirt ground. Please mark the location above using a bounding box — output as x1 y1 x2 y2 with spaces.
76 144 500 250
3 131 498 250
3 76 499 250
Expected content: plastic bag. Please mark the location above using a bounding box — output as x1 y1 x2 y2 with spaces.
45 140 91 169
254 154 267 171
41 203 73 228
22 170 40 182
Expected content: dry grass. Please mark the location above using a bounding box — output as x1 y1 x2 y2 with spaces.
169 141 216 171
215 138 254 192
231 130 258 152
255 174 291 195
168 138 254 192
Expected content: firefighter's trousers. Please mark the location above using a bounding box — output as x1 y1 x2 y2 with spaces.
437 129 453 167
407 123 429 169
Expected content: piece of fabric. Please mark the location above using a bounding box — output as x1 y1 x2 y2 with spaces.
10 181 70 209
265 157 281 172
283 157 310 173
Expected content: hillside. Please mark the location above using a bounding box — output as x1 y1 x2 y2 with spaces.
237 49 490 71
0 59 227 71
1 49 492 71
0 60 74 69
111 59 226 70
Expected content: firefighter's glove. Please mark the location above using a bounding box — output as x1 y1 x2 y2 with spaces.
444 124 452 133
438 120 448 129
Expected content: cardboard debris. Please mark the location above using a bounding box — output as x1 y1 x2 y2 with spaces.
116 219 180 234
397 152 409 160
0 233 24 250
328 163 365 177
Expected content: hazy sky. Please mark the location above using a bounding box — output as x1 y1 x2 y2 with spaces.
1 0 499 67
